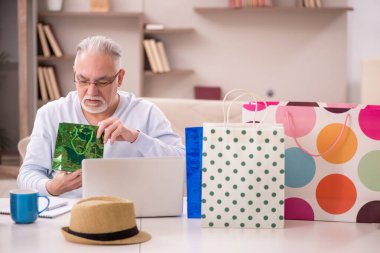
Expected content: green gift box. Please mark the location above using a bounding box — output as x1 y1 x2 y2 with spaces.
52 123 104 172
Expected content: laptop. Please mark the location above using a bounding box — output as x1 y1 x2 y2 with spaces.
82 157 185 217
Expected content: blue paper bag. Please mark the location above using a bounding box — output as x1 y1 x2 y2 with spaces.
185 127 202 218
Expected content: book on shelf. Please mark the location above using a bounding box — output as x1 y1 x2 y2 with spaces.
228 0 239 8
143 46 152 71
42 66 55 100
37 99 48 108
315 0 322 8
303 0 321 8
143 38 171 74
90 0 110 12
144 23 165 30
194 86 222 100
43 24 63 57
47 66 61 99
37 23 51 57
149 39 164 73
37 36 43 57
143 39 159 73
37 66 49 102
156 40 171 72
228 0 272 8
41 66 61 100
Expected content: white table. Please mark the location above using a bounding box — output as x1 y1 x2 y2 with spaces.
141 216 380 253
1 199 379 253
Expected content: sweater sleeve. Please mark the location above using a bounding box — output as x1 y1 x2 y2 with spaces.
17 107 55 196
132 104 186 157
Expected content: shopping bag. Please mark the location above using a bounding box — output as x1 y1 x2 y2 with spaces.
243 102 380 223
201 90 285 228
185 127 203 218
52 123 104 172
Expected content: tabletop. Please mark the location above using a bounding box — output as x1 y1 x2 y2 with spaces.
1 198 379 253
140 215 380 253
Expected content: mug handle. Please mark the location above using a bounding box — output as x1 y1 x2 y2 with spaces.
37 195 50 214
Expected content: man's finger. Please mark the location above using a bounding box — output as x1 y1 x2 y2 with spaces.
72 169 82 176
109 125 123 144
97 119 111 138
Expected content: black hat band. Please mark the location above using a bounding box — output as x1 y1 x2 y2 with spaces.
67 226 139 241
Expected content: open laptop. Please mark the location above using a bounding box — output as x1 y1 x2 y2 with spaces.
82 157 185 217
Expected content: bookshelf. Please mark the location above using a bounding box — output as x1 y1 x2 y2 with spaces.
144 69 194 76
143 27 194 76
38 11 143 18
18 0 353 139
37 55 75 62
144 28 195 35
193 6 354 13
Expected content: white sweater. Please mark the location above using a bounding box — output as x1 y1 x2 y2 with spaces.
17 91 185 198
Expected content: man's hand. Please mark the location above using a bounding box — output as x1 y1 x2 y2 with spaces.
46 169 82 196
97 117 139 144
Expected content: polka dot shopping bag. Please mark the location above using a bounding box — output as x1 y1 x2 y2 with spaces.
201 90 285 228
242 102 380 223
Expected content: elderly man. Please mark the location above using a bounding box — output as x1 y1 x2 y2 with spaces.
18 36 185 198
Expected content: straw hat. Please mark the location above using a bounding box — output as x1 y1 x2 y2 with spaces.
61 196 151 245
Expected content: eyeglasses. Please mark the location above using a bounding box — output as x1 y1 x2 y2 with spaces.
74 70 121 88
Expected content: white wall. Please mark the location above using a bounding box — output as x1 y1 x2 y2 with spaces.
143 0 380 103
347 0 380 103
144 0 349 102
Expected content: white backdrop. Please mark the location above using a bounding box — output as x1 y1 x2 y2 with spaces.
347 0 380 103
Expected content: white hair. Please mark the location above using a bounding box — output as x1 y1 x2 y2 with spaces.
74 35 122 69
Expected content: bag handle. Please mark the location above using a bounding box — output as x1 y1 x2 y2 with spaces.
222 89 268 127
70 127 94 155
285 111 351 157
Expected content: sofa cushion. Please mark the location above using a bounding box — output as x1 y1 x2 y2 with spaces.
144 98 243 143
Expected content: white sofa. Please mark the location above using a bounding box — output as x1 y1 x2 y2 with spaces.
145 97 243 144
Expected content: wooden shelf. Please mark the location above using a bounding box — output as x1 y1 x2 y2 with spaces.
37 55 75 62
38 11 143 18
144 28 195 35
144 69 194 77
194 6 353 13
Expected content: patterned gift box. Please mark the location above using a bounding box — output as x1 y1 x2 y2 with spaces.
243 102 380 223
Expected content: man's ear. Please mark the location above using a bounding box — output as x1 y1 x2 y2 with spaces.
118 69 126 87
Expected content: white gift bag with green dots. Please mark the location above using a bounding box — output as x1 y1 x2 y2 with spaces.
201 90 285 229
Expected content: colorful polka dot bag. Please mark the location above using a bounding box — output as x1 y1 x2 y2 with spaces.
201 90 286 229
242 102 380 223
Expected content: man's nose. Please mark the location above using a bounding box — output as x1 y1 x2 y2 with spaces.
86 83 99 95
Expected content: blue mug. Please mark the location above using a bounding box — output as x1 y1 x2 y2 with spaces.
10 189 50 224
